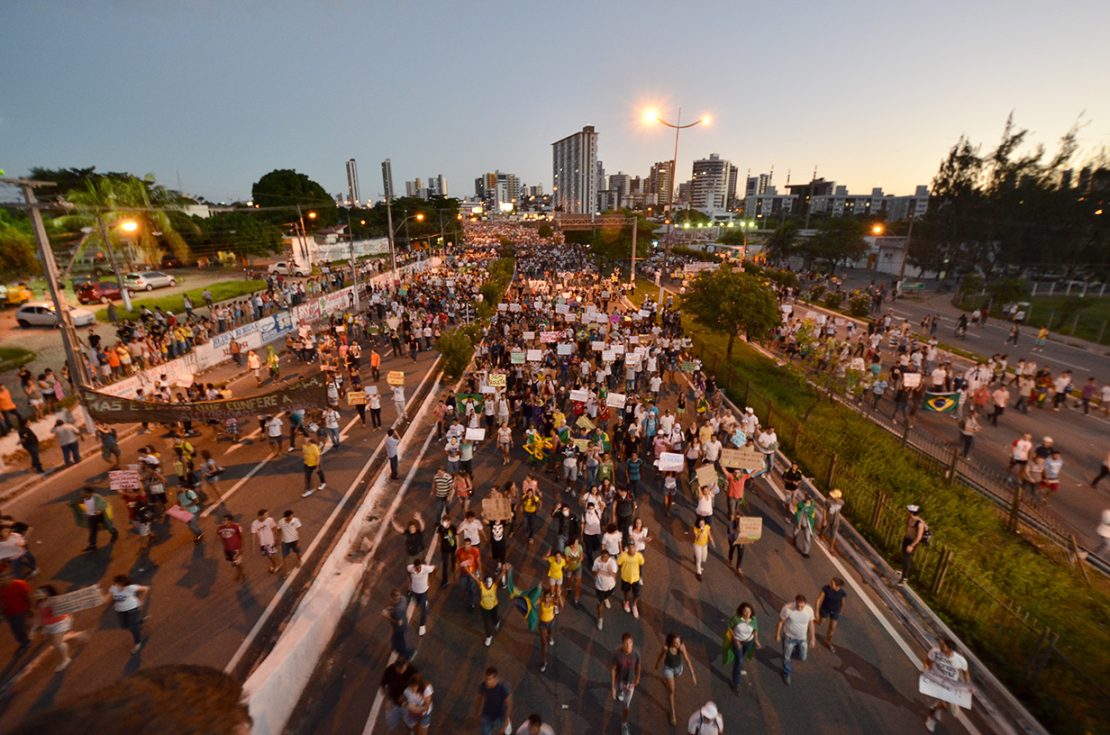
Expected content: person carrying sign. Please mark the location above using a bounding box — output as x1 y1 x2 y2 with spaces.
922 637 972 732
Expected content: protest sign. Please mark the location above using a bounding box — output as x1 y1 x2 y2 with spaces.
656 452 685 472
720 446 765 471
540 331 560 343
481 495 513 522
346 390 367 406
387 371 405 386
601 350 616 362
487 373 507 388
738 516 763 542
557 343 573 356
696 463 719 489
606 392 626 409
523 331 536 341
465 427 486 441
509 303 521 313
526 349 542 362
511 351 525 365
591 341 606 351
902 372 922 389
573 438 591 452
569 389 590 403
576 416 595 431
918 673 973 709
109 468 142 491
47 586 105 616
680 361 698 373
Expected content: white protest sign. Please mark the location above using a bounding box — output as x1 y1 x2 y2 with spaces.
918 673 973 709
903 372 922 389
465 427 487 441
591 341 606 351
47 585 105 615
602 350 616 362
569 389 590 403
526 349 542 362
656 452 685 472
606 392 627 409
522 331 536 341
557 343 573 356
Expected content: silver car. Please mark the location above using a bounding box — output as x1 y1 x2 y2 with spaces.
15 300 96 328
123 270 177 291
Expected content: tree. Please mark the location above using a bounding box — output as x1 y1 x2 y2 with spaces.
251 169 337 228
764 222 799 263
0 211 39 278
801 218 867 272
537 223 554 239
201 212 283 258
59 175 191 267
681 265 780 357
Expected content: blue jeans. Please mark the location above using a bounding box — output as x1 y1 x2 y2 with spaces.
782 637 807 676
459 574 479 608
60 441 79 466
481 716 507 735
410 590 428 626
326 427 340 447
389 455 399 479
764 452 775 474
390 625 411 659
731 639 755 686
117 607 143 644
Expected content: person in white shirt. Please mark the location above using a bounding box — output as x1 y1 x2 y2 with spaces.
774 594 816 685
406 560 435 636
277 510 303 571
922 637 971 732
592 548 619 631
515 714 556 735
251 509 281 574
686 701 723 735
266 415 284 454
756 428 778 474
105 574 149 654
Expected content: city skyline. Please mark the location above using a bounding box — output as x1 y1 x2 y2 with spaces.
2 1 1107 203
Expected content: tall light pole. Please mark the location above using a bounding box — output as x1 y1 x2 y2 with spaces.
642 107 710 304
9 178 88 388
389 212 424 278
94 215 135 312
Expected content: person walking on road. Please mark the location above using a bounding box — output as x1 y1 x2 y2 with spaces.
73 485 118 552
406 558 434 637
386 428 402 480
775 594 816 685
692 517 714 580
95 422 121 469
33 584 80 671
301 436 326 497
474 666 513 735
251 509 281 574
266 414 284 454
369 388 383 428
815 577 848 652
822 489 845 556
217 514 245 582
687 701 723 735
593 547 618 631
383 587 413 660
0 565 32 651
610 632 642 735
17 419 43 474
923 637 971 732
656 632 697 725
898 505 927 585
52 418 81 466
379 655 417 731
1090 448 1110 489
200 449 225 502
958 411 980 458
105 574 148 654
277 510 303 572
537 588 558 672
725 602 761 690
475 565 507 647
436 517 457 589
400 673 434 735
616 541 644 619
514 714 555 735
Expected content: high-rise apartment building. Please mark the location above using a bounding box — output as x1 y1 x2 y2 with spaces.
346 159 361 207
649 161 675 209
381 159 395 201
475 171 520 209
608 172 631 209
690 154 735 213
427 174 448 198
552 125 599 214
405 177 425 197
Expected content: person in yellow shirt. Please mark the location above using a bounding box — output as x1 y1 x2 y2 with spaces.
301 437 326 497
473 566 507 648
537 588 558 673
692 517 715 580
545 550 566 608
563 537 584 607
616 542 645 619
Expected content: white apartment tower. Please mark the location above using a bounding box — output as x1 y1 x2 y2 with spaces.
552 125 599 214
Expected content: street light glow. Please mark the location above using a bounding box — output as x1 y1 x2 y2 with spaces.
415 213 425 222
700 114 712 126
307 211 317 219
871 223 885 235
119 219 138 233
642 108 659 125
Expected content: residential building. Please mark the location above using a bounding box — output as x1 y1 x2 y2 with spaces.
381 159 394 201
608 172 631 209
405 177 425 198
346 158 362 208
690 154 735 213
648 161 674 209
427 174 448 198
475 171 520 209
551 125 599 214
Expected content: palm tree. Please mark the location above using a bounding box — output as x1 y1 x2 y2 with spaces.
58 175 193 268
764 222 798 264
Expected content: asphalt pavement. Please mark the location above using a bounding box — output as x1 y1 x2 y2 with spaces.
287 382 975 735
0 341 441 731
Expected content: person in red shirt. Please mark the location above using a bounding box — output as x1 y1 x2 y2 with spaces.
217 514 245 583
455 537 482 610
0 563 33 650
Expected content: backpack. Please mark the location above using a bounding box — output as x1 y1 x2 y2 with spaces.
919 520 932 546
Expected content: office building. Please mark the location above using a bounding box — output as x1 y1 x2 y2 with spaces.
381 159 395 201
346 158 362 208
405 177 425 198
551 125 599 214
649 161 674 209
608 172 631 209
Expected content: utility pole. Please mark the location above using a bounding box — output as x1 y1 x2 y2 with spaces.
629 215 638 285
95 215 134 312
347 205 360 310
14 179 88 388
385 194 397 280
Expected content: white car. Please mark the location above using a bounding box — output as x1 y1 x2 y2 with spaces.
123 270 177 291
15 301 96 328
268 262 309 278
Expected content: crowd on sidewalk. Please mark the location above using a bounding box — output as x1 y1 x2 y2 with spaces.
373 242 970 735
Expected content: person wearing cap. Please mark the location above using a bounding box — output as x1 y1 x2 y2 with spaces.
899 505 927 585
687 701 723 735
822 489 845 556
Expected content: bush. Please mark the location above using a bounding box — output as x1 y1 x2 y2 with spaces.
807 284 826 302
436 329 474 380
823 290 845 310
848 291 871 317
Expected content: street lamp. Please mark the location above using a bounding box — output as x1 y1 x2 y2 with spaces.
387 212 424 279
642 105 710 304
871 223 885 236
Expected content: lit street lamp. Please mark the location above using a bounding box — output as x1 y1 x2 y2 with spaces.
642 106 711 305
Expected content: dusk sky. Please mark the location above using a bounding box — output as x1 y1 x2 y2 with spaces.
3 1 1108 203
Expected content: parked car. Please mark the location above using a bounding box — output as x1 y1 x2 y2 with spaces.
268 261 310 278
15 301 96 328
2 283 34 306
123 270 177 291
76 281 126 304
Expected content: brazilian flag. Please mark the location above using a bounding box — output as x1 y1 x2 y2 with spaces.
505 569 542 631
924 391 960 413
